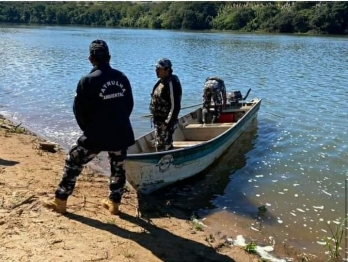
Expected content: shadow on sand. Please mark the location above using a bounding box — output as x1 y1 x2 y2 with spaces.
65 212 235 262
0 158 19 166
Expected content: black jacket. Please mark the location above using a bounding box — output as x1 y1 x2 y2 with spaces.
73 63 135 151
149 74 182 126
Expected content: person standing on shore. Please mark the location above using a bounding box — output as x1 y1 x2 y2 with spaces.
149 58 182 151
43 39 135 215
202 76 227 124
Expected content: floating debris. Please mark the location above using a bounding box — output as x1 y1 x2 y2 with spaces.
317 241 326 245
251 226 260 231
313 206 324 210
322 190 332 196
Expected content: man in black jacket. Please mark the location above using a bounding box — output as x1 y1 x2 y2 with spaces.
43 40 135 215
149 58 182 151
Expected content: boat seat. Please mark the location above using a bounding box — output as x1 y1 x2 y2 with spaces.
181 123 235 141
173 141 204 148
184 123 235 128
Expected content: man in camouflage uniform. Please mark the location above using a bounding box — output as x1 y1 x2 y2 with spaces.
43 40 135 215
149 58 182 151
202 76 227 124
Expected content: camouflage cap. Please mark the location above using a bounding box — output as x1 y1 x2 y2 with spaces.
89 39 110 58
156 58 172 68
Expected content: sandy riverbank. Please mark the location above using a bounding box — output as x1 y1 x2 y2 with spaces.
0 115 320 262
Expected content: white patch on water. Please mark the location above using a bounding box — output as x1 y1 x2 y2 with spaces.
251 226 260 231
313 206 324 210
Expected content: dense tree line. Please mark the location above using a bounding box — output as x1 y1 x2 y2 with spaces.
0 1 347 34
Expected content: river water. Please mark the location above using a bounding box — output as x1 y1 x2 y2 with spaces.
1 25 347 258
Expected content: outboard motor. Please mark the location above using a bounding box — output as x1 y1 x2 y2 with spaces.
227 88 251 106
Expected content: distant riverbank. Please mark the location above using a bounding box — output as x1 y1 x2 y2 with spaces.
1 1 347 34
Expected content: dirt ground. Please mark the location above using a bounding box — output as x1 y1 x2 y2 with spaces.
0 115 318 262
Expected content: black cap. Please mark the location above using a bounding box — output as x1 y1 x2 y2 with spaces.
89 39 109 58
155 58 172 68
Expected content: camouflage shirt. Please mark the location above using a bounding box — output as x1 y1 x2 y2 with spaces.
202 76 226 108
149 74 182 126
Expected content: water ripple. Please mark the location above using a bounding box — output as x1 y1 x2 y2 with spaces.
1 25 348 256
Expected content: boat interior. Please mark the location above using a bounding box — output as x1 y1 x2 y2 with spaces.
128 101 257 154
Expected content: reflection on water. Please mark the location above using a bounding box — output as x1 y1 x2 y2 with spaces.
154 119 260 212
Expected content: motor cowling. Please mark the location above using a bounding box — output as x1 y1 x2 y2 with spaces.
227 90 243 103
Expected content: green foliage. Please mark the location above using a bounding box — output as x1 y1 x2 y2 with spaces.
244 241 257 254
190 215 204 231
7 123 26 134
106 218 116 225
265 11 296 33
324 219 348 260
309 2 348 34
0 1 347 34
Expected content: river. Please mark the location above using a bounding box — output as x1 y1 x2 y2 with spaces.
1 25 347 258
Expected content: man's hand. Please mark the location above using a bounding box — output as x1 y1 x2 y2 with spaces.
161 124 167 131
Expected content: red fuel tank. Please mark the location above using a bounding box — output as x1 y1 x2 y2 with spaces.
218 113 234 123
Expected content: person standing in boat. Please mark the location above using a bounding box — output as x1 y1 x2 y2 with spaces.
43 39 135 215
202 76 227 124
149 58 182 151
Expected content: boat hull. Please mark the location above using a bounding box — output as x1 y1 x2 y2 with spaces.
126 99 261 194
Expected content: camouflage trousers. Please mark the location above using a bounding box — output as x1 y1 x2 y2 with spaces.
202 103 223 123
154 122 175 152
55 143 127 203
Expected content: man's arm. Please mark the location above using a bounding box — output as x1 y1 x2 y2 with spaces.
123 76 134 117
73 78 90 131
165 75 182 127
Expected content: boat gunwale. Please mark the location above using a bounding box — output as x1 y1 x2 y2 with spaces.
127 98 262 158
